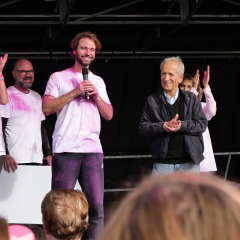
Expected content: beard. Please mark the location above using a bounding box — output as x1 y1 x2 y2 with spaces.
16 76 34 89
76 55 94 67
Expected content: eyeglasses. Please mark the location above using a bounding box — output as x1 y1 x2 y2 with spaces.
14 70 34 76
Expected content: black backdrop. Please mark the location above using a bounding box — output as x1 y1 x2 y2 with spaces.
3 57 240 184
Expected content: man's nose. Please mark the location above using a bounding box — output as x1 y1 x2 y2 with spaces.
164 74 170 80
25 72 32 76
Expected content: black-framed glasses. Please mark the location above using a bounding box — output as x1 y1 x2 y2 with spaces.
14 70 34 76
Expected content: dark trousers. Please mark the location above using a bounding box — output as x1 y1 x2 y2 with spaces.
0 155 5 174
52 152 104 240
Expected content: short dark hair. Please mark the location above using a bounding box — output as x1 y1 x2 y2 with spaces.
71 31 102 59
27 225 46 240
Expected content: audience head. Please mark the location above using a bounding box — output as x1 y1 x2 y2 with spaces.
27 225 46 240
180 74 203 100
100 173 240 240
12 59 34 91
41 189 88 240
0 217 9 240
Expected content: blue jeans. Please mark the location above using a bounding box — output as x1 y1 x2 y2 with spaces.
152 161 200 174
52 153 104 240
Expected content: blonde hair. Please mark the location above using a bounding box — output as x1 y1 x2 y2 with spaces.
100 173 240 240
0 217 9 240
41 189 88 240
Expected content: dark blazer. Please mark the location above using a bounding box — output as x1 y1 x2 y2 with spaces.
139 87 208 164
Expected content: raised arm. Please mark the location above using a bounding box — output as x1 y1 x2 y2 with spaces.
202 65 216 120
0 54 8 105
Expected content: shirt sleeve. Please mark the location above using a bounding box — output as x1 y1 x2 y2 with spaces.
202 85 217 121
43 73 60 99
97 78 111 104
190 87 199 96
41 112 46 121
0 95 12 118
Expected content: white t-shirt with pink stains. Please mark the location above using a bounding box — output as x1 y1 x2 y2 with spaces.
0 86 45 164
44 68 111 153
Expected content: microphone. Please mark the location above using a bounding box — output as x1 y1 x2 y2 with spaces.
82 68 89 100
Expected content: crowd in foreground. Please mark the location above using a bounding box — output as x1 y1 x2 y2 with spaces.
2 173 240 240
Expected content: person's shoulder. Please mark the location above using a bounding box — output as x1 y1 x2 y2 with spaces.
144 89 163 107
181 88 198 99
148 88 163 99
7 86 20 97
7 86 15 93
89 71 103 81
30 89 42 99
50 68 73 79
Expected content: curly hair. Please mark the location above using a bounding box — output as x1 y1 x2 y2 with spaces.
41 189 88 240
71 31 102 59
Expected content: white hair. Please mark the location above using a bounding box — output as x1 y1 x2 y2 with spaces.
160 56 185 76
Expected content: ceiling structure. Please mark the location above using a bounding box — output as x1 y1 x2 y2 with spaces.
1 0 240 59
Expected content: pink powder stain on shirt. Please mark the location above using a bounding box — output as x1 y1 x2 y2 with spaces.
30 142 41 154
66 77 80 89
10 94 31 112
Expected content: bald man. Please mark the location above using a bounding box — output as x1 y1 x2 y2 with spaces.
0 59 52 173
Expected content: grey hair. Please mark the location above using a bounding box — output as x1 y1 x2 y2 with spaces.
160 56 185 76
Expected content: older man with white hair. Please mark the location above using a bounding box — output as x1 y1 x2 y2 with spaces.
139 56 208 174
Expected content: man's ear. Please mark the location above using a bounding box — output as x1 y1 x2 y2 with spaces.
42 221 49 235
179 74 184 84
12 70 16 79
73 50 76 59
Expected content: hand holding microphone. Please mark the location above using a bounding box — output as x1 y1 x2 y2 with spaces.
82 67 90 100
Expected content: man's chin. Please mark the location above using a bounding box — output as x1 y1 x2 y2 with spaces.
77 58 93 67
20 82 33 89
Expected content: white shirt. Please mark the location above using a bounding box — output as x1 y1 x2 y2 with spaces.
44 68 111 153
0 86 45 164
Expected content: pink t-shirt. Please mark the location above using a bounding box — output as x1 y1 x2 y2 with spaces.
0 86 45 164
44 68 111 153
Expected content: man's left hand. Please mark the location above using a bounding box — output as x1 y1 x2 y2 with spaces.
88 84 99 101
46 155 52 166
164 114 181 133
